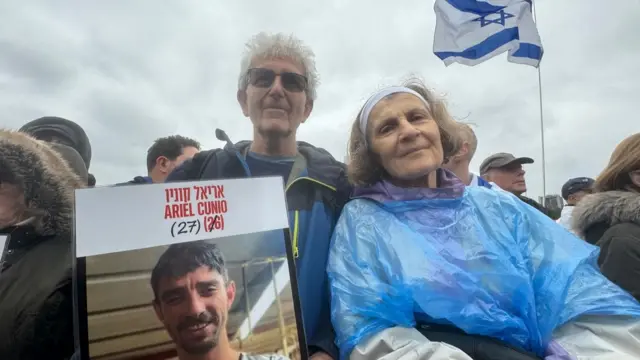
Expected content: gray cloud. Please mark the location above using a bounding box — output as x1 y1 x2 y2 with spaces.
1 0 637 200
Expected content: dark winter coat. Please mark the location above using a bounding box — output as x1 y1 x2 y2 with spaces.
572 190 640 301
0 129 84 359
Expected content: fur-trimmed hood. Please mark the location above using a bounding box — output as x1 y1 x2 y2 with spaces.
571 190 640 237
0 129 85 237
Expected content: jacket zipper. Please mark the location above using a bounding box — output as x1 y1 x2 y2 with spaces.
292 210 300 258
285 177 336 259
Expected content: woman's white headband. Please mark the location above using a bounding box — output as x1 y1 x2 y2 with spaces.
358 86 431 146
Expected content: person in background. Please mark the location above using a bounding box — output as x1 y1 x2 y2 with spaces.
0 129 86 360
572 133 640 301
480 152 550 217
122 135 200 185
441 123 490 188
166 32 350 360
150 241 289 360
328 81 640 360
556 177 594 231
20 116 96 186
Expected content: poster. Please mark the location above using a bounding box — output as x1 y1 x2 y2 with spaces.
73 177 306 360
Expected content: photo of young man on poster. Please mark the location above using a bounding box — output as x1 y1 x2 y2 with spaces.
151 241 290 360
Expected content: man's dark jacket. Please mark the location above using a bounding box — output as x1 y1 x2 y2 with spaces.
0 130 83 359
166 129 351 359
115 176 152 186
572 190 640 301
518 195 552 218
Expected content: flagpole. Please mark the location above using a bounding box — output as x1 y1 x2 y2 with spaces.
532 0 547 204
536 63 547 203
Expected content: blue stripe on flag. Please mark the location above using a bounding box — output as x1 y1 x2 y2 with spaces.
445 0 504 15
512 42 543 60
434 27 541 62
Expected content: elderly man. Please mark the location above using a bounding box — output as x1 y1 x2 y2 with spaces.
480 152 550 217
166 32 350 360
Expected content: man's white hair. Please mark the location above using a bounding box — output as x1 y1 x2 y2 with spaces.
237 32 319 101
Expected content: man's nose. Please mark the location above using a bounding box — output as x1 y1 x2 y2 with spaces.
186 295 206 315
267 75 285 97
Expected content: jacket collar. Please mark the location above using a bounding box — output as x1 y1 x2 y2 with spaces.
353 168 466 204
215 128 347 189
572 190 640 236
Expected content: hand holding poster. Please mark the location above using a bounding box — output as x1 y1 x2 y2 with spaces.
74 177 307 360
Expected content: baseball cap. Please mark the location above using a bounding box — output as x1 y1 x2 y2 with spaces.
561 177 595 200
49 143 89 184
479 152 534 175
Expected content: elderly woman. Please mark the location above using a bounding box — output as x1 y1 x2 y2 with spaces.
327 80 640 360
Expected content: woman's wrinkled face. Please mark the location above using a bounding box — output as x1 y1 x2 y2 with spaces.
367 93 443 183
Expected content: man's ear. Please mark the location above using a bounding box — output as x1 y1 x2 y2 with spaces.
226 280 236 310
152 300 164 323
237 90 249 117
301 99 314 124
155 156 170 174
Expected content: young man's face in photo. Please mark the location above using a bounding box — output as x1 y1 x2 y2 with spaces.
153 265 236 355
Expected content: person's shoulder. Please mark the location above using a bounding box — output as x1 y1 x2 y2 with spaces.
343 197 379 212
603 221 640 241
466 183 509 199
476 175 492 188
467 185 530 215
338 197 390 229
165 148 226 182
297 140 335 157
297 141 344 168
516 195 549 213
112 176 151 186
597 223 640 264
298 141 351 193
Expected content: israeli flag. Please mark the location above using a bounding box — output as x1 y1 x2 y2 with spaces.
433 0 543 67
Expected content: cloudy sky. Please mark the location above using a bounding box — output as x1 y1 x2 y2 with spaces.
2 0 638 199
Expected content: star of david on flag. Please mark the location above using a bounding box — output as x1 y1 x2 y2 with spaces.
433 0 543 67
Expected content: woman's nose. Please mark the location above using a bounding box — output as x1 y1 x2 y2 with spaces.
398 119 420 141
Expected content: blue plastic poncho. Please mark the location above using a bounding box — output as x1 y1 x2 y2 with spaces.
327 179 640 360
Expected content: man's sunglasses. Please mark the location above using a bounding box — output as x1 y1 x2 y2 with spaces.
246 68 308 93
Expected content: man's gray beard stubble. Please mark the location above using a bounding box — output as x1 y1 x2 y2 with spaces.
259 127 293 155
